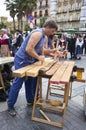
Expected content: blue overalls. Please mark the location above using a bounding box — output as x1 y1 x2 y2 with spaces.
48 37 52 48
7 28 46 108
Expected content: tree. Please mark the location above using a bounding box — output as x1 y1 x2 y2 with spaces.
4 0 37 31
0 22 7 29
4 0 16 30
40 17 46 27
24 24 30 31
21 0 36 22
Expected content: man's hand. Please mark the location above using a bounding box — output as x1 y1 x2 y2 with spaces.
38 55 45 64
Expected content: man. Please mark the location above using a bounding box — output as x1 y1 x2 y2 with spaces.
7 20 58 116
12 30 23 56
68 34 76 60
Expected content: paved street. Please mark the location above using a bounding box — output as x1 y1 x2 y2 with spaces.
0 55 86 130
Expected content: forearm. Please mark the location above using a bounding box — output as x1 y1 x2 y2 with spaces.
44 48 56 57
26 48 40 60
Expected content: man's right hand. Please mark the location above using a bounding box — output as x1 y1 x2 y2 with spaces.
39 55 45 64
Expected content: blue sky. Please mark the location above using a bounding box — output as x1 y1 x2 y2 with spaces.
0 0 12 21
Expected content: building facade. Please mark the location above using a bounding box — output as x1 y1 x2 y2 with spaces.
0 17 8 24
0 0 83 32
79 0 86 31
32 0 50 26
56 0 82 31
32 0 82 31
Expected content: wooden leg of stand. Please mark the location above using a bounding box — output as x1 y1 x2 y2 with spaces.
39 76 42 99
69 82 72 99
64 83 70 105
46 79 50 100
0 71 5 92
32 76 41 119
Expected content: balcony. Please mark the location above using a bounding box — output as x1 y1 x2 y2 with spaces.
69 8 75 12
44 13 49 17
62 9 67 13
75 7 81 11
64 0 68 1
56 10 62 14
63 0 68 4
68 18 80 22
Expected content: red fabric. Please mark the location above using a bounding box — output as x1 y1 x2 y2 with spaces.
59 41 66 47
0 39 8 45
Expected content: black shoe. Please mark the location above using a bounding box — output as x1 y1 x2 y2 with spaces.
8 107 16 116
27 102 33 106
77 57 81 60
69 57 72 60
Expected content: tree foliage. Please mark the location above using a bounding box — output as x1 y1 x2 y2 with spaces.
0 22 7 29
4 0 36 31
40 17 46 27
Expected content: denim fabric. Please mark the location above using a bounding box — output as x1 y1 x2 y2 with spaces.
7 28 45 107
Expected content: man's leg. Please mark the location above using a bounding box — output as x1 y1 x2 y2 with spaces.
7 77 24 116
25 77 37 104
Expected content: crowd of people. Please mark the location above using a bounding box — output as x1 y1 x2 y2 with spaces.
58 33 86 60
0 27 86 61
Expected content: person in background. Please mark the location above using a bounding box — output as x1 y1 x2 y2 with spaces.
0 29 12 57
12 30 23 56
68 34 77 60
76 35 84 60
44 35 67 59
83 34 86 55
7 20 59 116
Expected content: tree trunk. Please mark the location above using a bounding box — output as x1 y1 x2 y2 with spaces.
13 17 16 31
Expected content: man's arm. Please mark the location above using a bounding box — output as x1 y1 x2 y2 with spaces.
26 31 44 62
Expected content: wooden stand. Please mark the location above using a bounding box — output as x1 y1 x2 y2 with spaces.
31 76 67 128
0 66 5 92
69 67 85 98
13 59 75 128
0 57 14 92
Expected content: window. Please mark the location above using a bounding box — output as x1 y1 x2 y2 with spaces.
69 14 72 21
45 10 48 16
39 11 42 17
57 16 60 22
64 6 67 11
63 24 66 29
63 15 66 21
69 23 72 28
34 12 37 18
58 24 60 31
58 8 61 12
81 7 86 17
70 4 73 10
76 13 80 20
76 2 81 9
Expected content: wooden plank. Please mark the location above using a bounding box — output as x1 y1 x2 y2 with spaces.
60 61 75 84
13 58 55 77
39 109 51 121
32 117 63 128
26 60 56 77
38 60 57 76
50 61 69 84
0 57 14 65
13 64 35 77
45 62 62 76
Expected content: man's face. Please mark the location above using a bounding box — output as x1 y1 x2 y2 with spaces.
45 27 57 36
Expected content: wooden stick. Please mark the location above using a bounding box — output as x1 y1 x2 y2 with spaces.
39 109 51 121
41 47 44 65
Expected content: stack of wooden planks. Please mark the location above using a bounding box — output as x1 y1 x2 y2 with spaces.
13 58 56 78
